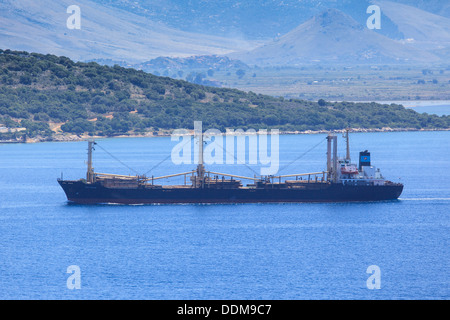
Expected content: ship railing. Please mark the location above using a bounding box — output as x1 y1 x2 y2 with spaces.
141 170 198 186
93 170 329 185
140 171 197 182
206 171 261 181
94 172 143 180
269 171 329 183
95 170 198 186
94 170 257 186
95 171 196 180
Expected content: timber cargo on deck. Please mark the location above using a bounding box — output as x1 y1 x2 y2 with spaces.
58 128 403 204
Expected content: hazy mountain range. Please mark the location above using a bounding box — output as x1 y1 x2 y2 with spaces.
231 7 444 65
0 0 259 63
1 0 449 66
376 1 450 48
133 55 250 73
93 0 450 40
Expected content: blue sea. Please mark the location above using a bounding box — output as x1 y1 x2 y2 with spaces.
373 100 450 117
0 131 449 300
407 104 450 117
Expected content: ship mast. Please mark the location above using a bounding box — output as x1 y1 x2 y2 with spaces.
326 134 338 183
344 128 351 161
86 139 95 183
195 121 205 187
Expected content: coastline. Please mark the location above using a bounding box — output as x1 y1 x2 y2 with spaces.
2 127 449 144
2 100 449 144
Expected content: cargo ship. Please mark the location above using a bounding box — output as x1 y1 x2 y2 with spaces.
58 129 403 204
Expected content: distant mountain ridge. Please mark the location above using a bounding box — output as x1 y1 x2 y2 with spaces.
376 1 450 49
134 55 250 73
86 55 250 86
0 0 258 63
93 0 450 40
232 8 441 66
1 0 449 66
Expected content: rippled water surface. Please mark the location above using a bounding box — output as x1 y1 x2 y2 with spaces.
0 131 448 299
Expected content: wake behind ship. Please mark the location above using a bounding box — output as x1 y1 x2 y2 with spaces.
58 130 403 204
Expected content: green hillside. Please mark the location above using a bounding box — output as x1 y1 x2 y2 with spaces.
0 49 449 141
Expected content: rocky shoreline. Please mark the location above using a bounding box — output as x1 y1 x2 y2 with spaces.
1 127 449 144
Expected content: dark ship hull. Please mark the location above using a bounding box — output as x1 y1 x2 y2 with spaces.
58 180 403 204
